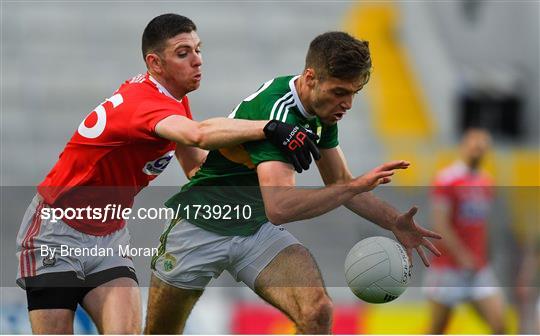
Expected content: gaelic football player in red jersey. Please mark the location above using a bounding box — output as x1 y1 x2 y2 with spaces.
16 13 319 334
424 129 507 334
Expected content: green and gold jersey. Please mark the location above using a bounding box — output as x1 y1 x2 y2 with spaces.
165 75 339 236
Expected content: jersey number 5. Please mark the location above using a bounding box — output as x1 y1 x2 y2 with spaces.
78 93 124 139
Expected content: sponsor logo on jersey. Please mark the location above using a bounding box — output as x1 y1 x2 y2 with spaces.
143 150 175 176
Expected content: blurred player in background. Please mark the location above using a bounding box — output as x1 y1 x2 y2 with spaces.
515 230 540 333
145 31 442 334
15 13 318 334
424 128 506 334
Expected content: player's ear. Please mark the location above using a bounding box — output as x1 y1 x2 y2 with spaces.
146 53 163 75
304 68 317 88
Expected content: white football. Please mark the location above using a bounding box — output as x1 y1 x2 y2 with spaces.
344 236 411 303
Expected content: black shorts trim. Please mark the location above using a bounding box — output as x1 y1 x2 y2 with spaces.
85 266 138 288
25 272 86 311
25 267 138 311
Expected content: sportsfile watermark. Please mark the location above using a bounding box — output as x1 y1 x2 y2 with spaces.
40 244 158 258
40 203 253 223
2 186 538 288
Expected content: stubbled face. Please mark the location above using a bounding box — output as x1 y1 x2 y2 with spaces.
308 74 365 125
461 129 491 168
150 31 202 98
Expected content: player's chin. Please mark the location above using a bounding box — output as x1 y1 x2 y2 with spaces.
321 118 338 126
190 81 201 91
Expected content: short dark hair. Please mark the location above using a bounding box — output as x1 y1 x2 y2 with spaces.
305 31 371 84
142 13 197 60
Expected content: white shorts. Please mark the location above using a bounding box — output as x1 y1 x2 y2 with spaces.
423 266 501 307
16 194 136 289
151 218 300 290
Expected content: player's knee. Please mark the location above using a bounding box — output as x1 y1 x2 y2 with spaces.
315 295 333 324
105 310 142 335
297 292 333 333
144 316 183 335
105 322 141 335
429 320 448 334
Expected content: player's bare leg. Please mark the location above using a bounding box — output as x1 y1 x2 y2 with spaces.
470 293 506 334
426 300 452 334
253 244 333 334
29 309 74 334
81 277 141 334
144 274 204 334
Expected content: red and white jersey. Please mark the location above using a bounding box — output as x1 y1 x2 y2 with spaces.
38 73 192 236
431 161 494 269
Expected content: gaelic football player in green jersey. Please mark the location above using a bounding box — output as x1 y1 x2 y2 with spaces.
145 32 442 334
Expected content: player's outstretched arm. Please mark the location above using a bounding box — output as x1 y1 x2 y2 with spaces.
316 147 441 266
156 115 265 149
257 159 404 225
155 116 319 172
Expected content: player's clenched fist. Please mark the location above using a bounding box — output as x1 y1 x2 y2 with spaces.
349 160 410 192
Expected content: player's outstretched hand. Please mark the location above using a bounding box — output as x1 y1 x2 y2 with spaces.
264 120 321 173
391 206 442 267
349 160 410 192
